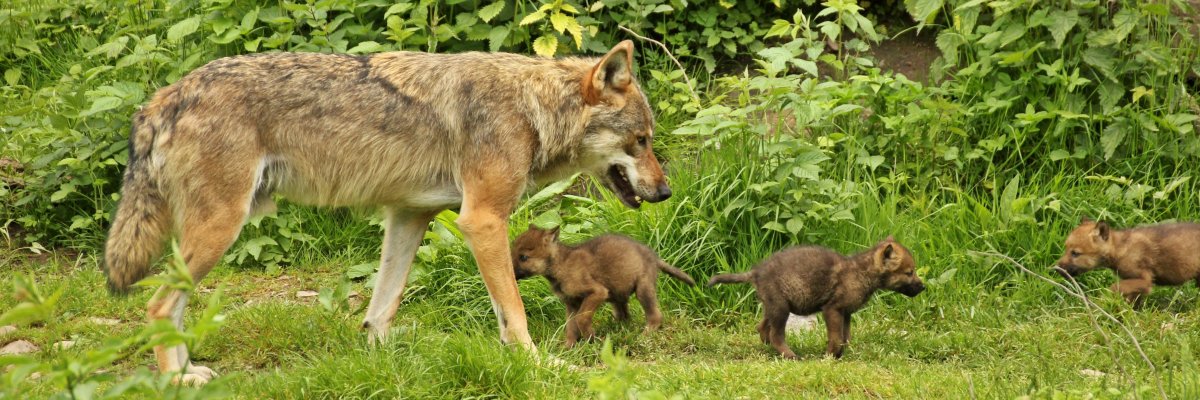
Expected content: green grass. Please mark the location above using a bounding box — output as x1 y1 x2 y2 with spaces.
4 168 1199 398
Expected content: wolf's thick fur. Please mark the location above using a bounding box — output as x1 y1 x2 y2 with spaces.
103 41 670 384
511 226 694 347
1057 218 1200 305
708 237 925 359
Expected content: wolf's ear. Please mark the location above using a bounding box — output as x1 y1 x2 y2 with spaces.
882 243 895 261
1081 216 1093 224
582 40 634 105
884 235 896 242
1095 221 1110 241
528 223 537 231
546 226 561 242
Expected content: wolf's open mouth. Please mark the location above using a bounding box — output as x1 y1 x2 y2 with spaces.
606 165 642 209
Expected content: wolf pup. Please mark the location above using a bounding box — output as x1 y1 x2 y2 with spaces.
102 41 671 384
708 237 924 359
1057 217 1200 305
511 225 695 347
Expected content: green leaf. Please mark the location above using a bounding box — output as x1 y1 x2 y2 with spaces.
1100 122 1126 160
550 12 571 33
763 221 786 233
1131 86 1153 103
478 1 505 23
244 236 278 259
785 218 804 234
83 96 123 116
487 26 509 52
167 16 202 43
1081 47 1117 82
520 11 546 26
531 209 563 229
240 8 260 34
346 262 379 279
1046 10 1078 48
533 34 558 57
1049 149 1070 161
905 0 943 26
348 41 384 54
4 68 20 86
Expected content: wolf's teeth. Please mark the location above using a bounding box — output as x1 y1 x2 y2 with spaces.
635 196 642 202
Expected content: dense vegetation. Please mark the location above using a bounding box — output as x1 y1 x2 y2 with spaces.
2 0 1199 398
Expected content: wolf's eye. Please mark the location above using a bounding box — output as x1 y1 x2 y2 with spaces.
637 136 647 146
906 271 914 276
518 254 529 262
1070 250 1080 258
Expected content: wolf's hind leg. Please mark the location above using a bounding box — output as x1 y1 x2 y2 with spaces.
363 208 437 343
151 149 257 385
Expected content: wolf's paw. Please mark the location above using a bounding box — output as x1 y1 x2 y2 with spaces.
170 364 218 385
187 364 219 380
172 373 211 386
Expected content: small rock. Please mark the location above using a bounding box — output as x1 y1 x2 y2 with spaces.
1080 369 1106 378
28 372 42 380
785 314 818 334
0 340 39 355
53 340 76 350
0 325 15 336
88 317 121 326
296 290 319 298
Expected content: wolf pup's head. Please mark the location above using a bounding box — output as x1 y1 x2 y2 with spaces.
872 237 924 297
580 40 671 209
511 225 562 279
1056 217 1113 276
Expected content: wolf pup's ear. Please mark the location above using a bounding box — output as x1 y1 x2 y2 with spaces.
1081 216 1093 224
583 40 634 105
546 226 561 242
1095 221 1110 241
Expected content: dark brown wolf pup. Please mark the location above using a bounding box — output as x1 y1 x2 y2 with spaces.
511 225 695 347
1057 217 1200 305
708 237 924 359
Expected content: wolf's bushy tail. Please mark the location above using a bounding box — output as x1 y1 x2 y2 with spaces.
706 271 752 287
104 111 171 294
657 261 696 286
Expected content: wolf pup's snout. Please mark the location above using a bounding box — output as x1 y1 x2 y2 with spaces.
900 280 925 297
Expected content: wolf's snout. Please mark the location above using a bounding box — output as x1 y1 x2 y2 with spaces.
653 182 672 202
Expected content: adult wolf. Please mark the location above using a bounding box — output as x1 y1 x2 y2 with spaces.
102 40 670 384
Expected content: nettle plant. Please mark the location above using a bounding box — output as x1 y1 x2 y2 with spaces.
917 0 1200 163
673 4 885 239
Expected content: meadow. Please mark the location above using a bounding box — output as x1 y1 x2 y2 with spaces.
2 0 1199 398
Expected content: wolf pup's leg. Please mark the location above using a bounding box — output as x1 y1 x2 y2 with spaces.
611 297 631 322
363 208 437 343
764 306 796 359
1112 278 1152 306
822 308 849 358
634 284 663 331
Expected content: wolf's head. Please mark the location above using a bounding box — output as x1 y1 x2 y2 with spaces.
871 237 925 297
511 225 561 279
579 41 671 209
1056 217 1114 276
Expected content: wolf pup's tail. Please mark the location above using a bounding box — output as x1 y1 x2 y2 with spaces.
706 272 752 287
657 261 696 286
103 111 171 294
